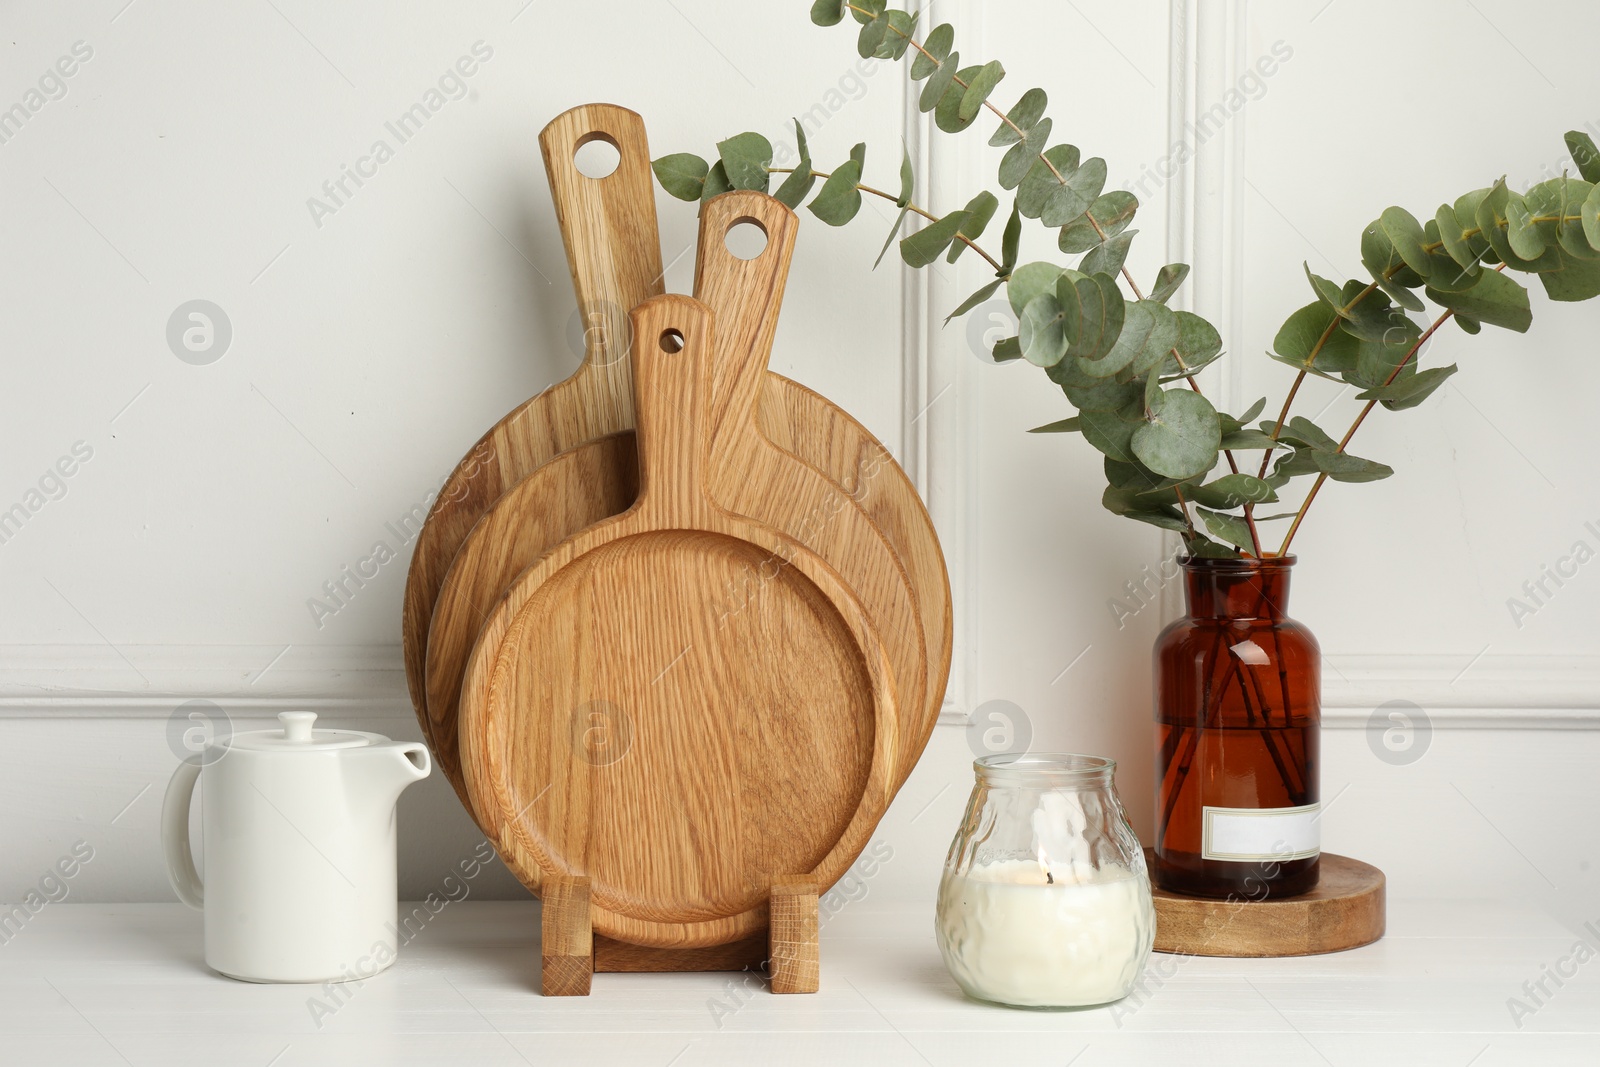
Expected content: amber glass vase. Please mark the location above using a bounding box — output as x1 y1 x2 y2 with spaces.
1153 556 1320 900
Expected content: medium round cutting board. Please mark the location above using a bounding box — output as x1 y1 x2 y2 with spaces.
459 294 899 948
425 191 926 813
402 105 952 790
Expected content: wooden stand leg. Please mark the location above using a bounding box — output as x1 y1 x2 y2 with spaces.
541 876 593 996
768 878 819 994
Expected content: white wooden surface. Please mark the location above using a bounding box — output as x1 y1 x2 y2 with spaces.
2 898 1596 1066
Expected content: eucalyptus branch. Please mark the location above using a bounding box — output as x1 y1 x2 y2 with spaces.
1274 281 1494 557
652 2 1600 561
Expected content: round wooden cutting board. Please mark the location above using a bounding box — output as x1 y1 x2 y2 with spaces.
459 295 900 949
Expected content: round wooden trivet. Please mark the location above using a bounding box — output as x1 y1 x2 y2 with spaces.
1144 850 1385 957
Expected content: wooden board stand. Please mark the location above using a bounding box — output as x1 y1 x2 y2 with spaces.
539 876 820 996
1145 850 1385 958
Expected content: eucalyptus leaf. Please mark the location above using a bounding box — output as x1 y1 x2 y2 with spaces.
1149 262 1190 304
873 207 911 269
1001 200 1022 271
1477 180 1562 272
1007 261 1066 315
1028 416 1080 433
998 118 1051 190
1079 408 1140 463
848 0 883 24
911 23 954 79
1063 377 1142 413
809 0 846 27
1227 397 1268 431
900 209 971 268
1017 144 1080 219
652 153 709 201
1104 488 1192 532
1304 265 1349 312
1162 311 1223 377
1057 270 1125 365
948 190 999 262
1019 292 1068 368
1041 157 1108 227
772 121 814 208
1353 364 1458 411
1425 269 1532 333
992 335 1022 362
1131 389 1221 480
875 9 917 60
1310 451 1394 483
1272 301 1347 381
1197 507 1256 549
918 48 960 112
1081 229 1137 277
1566 130 1600 184
935 65 984 133
1110 299 1180 379
1586 183 1600 252
808 157 863 224
958 60 1006 122
1434 203 1483 274
1539 250 1600 302
1189 474 1279 509
701 160 733 202
990 87 1047 146
1379 205 1431 278
945 278 1003 325
1219 429 1281 449
1360 221 1428 311
1057 192 1139 253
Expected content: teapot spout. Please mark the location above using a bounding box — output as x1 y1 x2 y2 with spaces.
347 740 431 808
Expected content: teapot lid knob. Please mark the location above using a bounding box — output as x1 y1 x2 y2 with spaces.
278 711 317 742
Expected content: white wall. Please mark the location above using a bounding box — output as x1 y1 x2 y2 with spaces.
2 0 1596 921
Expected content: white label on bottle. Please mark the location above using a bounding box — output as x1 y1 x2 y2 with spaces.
1201 803 1321 862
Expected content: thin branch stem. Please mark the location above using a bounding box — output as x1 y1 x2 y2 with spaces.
770 166 1008 273
1274 269 1501 557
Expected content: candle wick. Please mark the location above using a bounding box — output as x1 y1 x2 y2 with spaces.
1046 871 1054 885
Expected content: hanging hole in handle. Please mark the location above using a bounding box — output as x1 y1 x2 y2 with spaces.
573 132 621 179
659 328 685 353
724 217 769 261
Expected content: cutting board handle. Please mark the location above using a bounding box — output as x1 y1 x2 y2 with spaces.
692 191 799 456
539 103 665 395
629 295 720 528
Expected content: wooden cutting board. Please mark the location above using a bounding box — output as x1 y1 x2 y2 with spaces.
402 104 952 792
459 294 899 948
425 191 925 812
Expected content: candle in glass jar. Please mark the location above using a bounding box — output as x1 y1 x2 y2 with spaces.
935 856 1154 1008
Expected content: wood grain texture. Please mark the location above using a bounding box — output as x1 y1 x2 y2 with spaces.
693 191 926 793
540 876 593 996
424 436 637 809
768 878 819 994
1145 849 1386 957
403 109 951 808
459 295 899 949
402 102 664 754
592 933 766 973
424 191 940 814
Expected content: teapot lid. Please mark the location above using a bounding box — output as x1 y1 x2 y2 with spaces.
227 711 386 752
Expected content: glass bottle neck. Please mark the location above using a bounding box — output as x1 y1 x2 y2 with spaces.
1182 558 1294 620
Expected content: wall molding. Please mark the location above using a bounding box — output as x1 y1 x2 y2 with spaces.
5 645 1599 728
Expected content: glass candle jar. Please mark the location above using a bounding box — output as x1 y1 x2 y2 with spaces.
935 754 1154 1009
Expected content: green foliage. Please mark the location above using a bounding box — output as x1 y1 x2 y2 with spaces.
648 10 1600 558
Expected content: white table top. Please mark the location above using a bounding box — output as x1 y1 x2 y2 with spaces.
2 898 1595 1065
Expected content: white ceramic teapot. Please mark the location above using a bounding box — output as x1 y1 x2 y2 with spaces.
161 711 430 983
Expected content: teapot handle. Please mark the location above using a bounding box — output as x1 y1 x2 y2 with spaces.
161 756 204 909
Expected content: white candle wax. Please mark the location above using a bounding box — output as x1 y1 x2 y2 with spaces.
935 859 1154 1008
